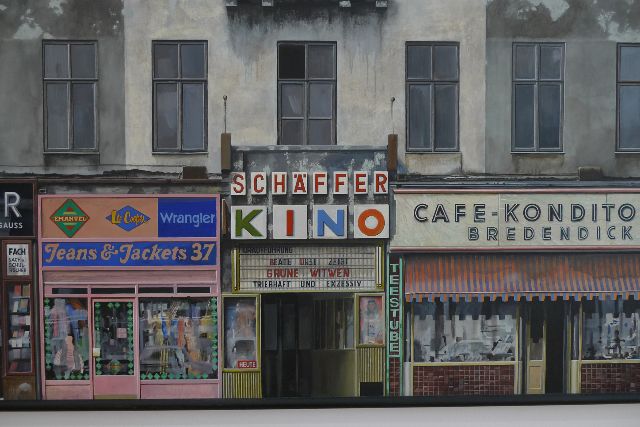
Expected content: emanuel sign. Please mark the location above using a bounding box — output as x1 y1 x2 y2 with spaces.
392 190 640 250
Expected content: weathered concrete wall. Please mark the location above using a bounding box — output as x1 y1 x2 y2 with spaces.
0 0 126 175
486 0 640 178
123 0 486 176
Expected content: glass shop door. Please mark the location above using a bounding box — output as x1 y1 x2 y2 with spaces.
525 304 545 394
92 299 137 399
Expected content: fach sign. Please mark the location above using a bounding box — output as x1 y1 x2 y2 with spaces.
0 182 35 237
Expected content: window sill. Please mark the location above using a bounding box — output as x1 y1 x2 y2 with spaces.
44 151 99 156
615 151 640 155
511 151 565 155
405 150 460 154
152 151 208 155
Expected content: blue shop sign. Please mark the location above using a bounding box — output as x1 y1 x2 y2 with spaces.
42 241 217 268
158 198 217 238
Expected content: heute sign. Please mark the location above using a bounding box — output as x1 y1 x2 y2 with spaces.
230 171 389 240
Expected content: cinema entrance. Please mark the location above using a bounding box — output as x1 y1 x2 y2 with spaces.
223 244 386 398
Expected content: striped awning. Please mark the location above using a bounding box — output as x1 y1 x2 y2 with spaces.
405 254 640 302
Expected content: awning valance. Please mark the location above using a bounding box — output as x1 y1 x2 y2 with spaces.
405 254 640 302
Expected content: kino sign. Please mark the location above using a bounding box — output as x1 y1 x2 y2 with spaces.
230 171 389 240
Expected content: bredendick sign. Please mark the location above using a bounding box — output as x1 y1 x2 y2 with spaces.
233 245 383 293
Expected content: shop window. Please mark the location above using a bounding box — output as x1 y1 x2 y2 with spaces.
224 297 257 369
43 41 97 152
313 297 354 350
512 43 564 152
43 298 90 380
6 284 32 373
617 44 640 150
406 42 459 152
359 295 384 346
278 42 336 145
153 41 207 152
139 298 218 380
582 299 640 360
412 299 517 363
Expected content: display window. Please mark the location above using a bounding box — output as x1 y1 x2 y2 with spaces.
139 298 218 380
43 297 90 380
412 300 517 363
224 297 257 369
358 295 384 346
6 283 32 374
582 299 640 361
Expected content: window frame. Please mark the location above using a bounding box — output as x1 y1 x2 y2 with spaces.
616 43 640 152
42 40 98 153
405 41 460 153
152 40 208 154
511 42 565 153
277 41 337 146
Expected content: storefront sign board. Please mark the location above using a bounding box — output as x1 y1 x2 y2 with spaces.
234 245 383 292
393 190 640 250
0 182 35 237
4 243 30 277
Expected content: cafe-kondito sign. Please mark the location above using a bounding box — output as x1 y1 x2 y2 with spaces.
232 244 384 293
392 189 640 250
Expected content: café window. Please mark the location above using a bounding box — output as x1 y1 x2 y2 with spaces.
618 44 640 151
512 43 564 152
582 299 640 360
406 42 459 151
43 298 90 380
412 300 517 363
153 41 207 152
278 42 336 145
139 298 217 380
43 41 97 151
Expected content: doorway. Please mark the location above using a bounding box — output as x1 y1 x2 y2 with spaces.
92 299 137 399
524 300 566 394
261 293 356 398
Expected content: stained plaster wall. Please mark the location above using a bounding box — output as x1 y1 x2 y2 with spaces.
0 0 126 175
486 0 640 178
124 0 486 176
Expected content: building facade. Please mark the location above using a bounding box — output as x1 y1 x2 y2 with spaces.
0 0 640 400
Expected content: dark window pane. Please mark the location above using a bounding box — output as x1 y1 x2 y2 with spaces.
155 83 178 150
308 120 332 145
538 84 562 149
280 84 304 117
619 85 640 149
181 43 206 79
281 119 303 145
71 44 96 79
433 45 458 81
154 44 178 79
279 45 305 79
514 44 536 80
407 45 432 80
182 83 205 150
514 84 535 150
540 45 563 80
46 82 69 149
308 45 334 79
620 46 640 81
434 84 457 150
309 83 332 118
408 84 431 150
44 44 68 78
72 83 95 149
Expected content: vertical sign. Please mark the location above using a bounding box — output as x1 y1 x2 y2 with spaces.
386 255 403 396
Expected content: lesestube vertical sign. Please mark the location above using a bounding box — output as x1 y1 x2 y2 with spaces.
386 255 403 396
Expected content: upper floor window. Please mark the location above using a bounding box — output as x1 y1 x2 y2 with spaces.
618 44 640 151
406 42 459 152
278 42 336 145
43 41 97 152
512 43 564 152
153 41 207 152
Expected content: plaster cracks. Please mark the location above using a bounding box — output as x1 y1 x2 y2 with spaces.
13 9 52 39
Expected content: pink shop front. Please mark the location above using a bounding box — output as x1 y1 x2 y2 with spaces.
38 195 221 400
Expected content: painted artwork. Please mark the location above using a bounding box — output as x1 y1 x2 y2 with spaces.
359 296 384 346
